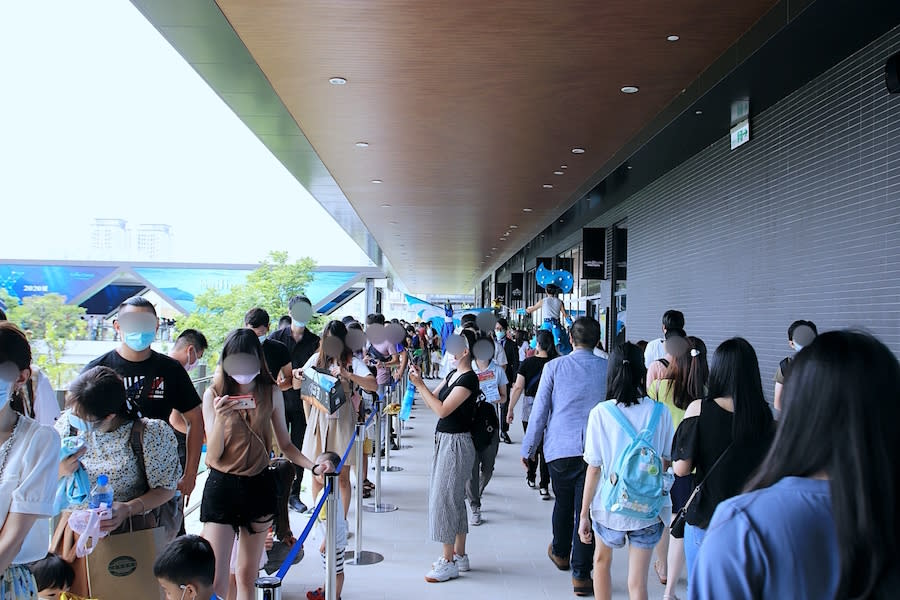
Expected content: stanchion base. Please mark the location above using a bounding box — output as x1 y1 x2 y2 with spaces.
345 550 384 565
380 465 404 472
363 502 399 513
400 444 413 449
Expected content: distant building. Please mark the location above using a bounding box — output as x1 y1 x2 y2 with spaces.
89 218 128 258
134 224 172 260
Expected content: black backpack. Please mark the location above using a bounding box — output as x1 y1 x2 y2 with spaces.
471 390 500 451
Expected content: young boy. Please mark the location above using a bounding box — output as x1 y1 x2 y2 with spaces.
307 452 348 600
27 552 73 599
154 535 219 600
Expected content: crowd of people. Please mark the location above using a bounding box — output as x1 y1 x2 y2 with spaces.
0 295 897 600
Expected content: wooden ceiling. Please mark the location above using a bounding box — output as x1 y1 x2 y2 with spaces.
215 0 778 293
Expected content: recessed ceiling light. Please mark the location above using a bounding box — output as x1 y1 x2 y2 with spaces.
356 141 369 148
371 179 383 184
621 86 640 94
510 225 518 229
667 35 680 42
554 171 564 176
627 165 633 170
389 220 398 225
560 165 568 169
491 247 497 250
543 184 554 189
523 208 533 212
329 77 348 85
381 203 391 208
571 148 585 154
695 110 703 115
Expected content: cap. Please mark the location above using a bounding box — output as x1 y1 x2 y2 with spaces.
97 474 109 486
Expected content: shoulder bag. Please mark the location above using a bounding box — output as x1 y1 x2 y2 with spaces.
670 442 733 538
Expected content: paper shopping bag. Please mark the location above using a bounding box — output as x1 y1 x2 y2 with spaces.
84 526 167 600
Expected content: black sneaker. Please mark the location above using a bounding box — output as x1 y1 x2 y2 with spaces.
500 432 512 444
526 477 536 489
288 495 308 513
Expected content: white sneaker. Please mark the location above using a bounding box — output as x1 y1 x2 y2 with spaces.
470 508 482 526
454 553 470 572
425 557 459 582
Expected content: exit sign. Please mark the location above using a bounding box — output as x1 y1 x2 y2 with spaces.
730 119 750 149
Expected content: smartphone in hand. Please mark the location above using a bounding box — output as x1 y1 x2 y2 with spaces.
230 394 257 410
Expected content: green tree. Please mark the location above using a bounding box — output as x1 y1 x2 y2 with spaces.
5 292 87 388
177 251 323 367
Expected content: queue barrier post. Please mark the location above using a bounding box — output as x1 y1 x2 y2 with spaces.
324 475 338 600
255 576 282 600
382 384 403 472
364 392 398 513
346 421 384 566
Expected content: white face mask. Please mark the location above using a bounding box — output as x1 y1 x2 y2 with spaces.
184 348 199 372
0 362 19 410
231 372 258 385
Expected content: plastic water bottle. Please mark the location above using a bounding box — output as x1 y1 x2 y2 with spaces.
400 381 415 421
89 474 114 510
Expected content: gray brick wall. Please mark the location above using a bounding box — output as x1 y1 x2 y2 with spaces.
586 25 900 398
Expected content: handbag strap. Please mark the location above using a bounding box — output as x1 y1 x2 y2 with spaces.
682 442 734 510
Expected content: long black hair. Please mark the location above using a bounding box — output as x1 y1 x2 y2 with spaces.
706 337 773 443
534 329 559 359
606 342 646 407
747 331 900 599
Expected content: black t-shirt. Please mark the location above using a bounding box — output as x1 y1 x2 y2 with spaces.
268 327 321 410
435 370 479 434
262 338 291 381
672 399 774 528
83 349 201 421
518 356 551 397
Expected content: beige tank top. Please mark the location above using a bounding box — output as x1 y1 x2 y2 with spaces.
206 382 274 477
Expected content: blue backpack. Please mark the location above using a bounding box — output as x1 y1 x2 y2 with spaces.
599 400 665 520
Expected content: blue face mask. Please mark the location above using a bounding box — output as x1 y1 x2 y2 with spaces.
124 330 156 352
495 330 506 341
292 319 306 329
258 335 267 344
69 413 98 433
0 377 12 410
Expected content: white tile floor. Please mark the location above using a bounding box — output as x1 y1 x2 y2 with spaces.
186 389 686 599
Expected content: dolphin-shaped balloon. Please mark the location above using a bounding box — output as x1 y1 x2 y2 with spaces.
536 263 574 293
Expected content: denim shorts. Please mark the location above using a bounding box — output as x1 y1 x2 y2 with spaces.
594 520 664 549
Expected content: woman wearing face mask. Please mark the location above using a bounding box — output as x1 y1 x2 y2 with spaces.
0 322 60 599
201 329 323 600
408 329 479 583
299 321 378 520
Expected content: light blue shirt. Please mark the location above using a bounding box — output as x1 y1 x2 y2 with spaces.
691 476 837 600
521 348 608 463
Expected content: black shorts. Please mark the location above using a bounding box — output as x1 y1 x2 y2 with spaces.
201 468 277 534
671 473 695 512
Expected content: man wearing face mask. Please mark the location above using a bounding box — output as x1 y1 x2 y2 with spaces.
83 297 204 507
493 318 519 444
244 307 292 390
268 295 320 513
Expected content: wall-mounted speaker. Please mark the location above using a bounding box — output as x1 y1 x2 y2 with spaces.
887 52 900 94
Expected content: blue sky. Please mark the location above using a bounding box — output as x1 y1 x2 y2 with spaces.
0 0 371 267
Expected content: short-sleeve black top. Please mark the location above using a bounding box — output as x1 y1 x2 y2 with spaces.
261 338 291 381
672 398 774 528
435 370 479 434
518 356 550 397
83 350 201 421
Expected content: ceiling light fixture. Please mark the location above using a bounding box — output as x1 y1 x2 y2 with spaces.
523 208 533 212
355 141 369 148
571 148 585 154
543 184 553 189
509 225 518 229
371 179 383 184
621 86 640 94
561 165 568 169
667 35 680 42
329 77 348 85
553 171 564 176
389 220 398 225
381 203 391 208
695 109 703 115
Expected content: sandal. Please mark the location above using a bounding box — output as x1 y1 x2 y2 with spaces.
363 479 375 491
654 560 667 585
362 487 373 498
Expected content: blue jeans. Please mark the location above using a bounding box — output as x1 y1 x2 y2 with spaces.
547 457 595 580
684 523 707 593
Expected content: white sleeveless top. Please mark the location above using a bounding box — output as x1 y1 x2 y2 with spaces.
543 296 563 320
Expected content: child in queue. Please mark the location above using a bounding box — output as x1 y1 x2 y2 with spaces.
154 534 219 600
306 451 347 600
